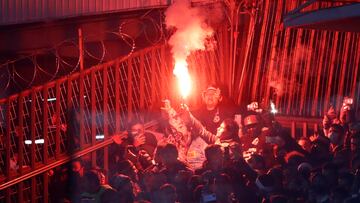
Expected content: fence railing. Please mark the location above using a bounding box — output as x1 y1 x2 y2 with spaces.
275 115 322 139
0 44 173 202
0 39 327 202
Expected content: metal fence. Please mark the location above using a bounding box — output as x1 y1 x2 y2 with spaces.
0 44 175 202
0 39 325 202
233 0 360 117
1 1 360 201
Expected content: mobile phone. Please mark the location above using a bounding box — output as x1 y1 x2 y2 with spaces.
343 97 353 105
202 193 216 203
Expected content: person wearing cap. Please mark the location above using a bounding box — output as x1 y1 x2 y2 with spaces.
242 112 307 164
192 84 239 135
241 114 267 157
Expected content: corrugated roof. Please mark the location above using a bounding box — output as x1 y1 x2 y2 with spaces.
0 0 218 26
0 0 170 25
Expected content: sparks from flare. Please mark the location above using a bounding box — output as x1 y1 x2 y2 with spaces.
270 101 278 114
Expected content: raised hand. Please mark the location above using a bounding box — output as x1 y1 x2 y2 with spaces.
133 134 146 147
112 131 128 144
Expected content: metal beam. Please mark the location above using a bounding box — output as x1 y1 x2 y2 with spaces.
284 3 360 32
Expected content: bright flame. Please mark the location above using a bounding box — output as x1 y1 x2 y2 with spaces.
165 0 214 100
270 101 278 114
173 60 192 99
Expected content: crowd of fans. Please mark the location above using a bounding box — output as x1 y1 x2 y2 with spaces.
48 85 360 203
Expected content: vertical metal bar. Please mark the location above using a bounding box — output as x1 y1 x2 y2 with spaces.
260 1 277 100
115 60 120 133
343 34 354 97
264 0 284 106
67 78 72 110
277 0 298 110
218 27 225 84
160 46 166 99
55 81 61 159
275 1 296 107
79 73 85 149
167 54 174 99
252 1 269 100
336 33 351 110
30 90 36 169
103 66 109 180
18 94 24 175
78 28 84 72
79 27 85 150
43 86 49 164
291 121 296 139
351 37 360 99
224 25 230 84
299 30 315 115
281 27 295 113
208 50 218 84
5 99 11 203
302 122 307 138
324 32 339 112
238 13 255 103
91 70 96 167
127 58 133 119
314 123 319 133
318 27 333 114
18 93 24 202
66 78 73 155
312 31 328 116
151 49 156 108
229 5 235 96
286 29 303 114
296 28 307 114
139 52 145 110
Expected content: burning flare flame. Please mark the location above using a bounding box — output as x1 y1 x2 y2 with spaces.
173 60 192 99
165 0 214 100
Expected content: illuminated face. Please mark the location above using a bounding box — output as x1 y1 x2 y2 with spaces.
71 161 82 173
131 123 144 136
298 139 311 152
244 123 261 138
169 115 188 135
216 122 226 138
203 89 221 110
99 172 106 185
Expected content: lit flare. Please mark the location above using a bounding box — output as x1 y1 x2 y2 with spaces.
173 60 192 99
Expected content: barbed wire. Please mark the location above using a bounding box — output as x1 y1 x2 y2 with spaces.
0 9 166 96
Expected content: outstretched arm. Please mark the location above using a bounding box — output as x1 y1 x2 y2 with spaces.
185 109 217 144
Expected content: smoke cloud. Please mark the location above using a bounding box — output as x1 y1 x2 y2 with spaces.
165 0 214 63
269 43 309 97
